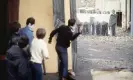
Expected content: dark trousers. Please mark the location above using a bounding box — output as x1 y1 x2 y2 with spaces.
101 23 108 36
56 45 68 79
96 23 101 35
31 63 43 80
7 62 17 80
111 24 116 36
91 24 95 35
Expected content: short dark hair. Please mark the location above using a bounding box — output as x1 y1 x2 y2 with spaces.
36 28 46 39
68 19 76 26
10 22 21 33
26 17 35 25
18 35 29 48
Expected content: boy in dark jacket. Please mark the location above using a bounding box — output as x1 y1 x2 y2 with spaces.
8 22 21 49
6 35 31 80
48 19 82 80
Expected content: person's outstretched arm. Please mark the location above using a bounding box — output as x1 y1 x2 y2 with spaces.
71 33 81 41
48 26 62 44
71 23 82 41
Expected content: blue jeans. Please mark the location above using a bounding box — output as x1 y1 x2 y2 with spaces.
56 45 68 79
31 63 43 80
111 24 116 36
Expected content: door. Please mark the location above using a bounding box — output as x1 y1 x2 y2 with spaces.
0 0 19 79
8 0 19 24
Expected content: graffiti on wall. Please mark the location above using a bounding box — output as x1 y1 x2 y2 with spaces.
54 18 65 29
80 0 96 8
53 0 65 29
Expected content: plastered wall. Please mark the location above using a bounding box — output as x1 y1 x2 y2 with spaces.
19 0 58 73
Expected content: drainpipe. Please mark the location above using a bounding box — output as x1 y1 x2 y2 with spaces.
127 0 131 29
125 0 127 30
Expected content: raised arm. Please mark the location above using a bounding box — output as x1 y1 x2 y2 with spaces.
71 33 81 41
71 23 82 41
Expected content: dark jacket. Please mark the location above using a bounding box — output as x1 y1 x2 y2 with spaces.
6 45 31 80
49 25 80 48
8 33 20 49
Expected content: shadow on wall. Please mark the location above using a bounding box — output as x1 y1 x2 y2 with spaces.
44 73 58 80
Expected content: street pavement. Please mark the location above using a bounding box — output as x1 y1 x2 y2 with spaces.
75 35 133 80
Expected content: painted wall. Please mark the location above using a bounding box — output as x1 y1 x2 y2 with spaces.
77 0 127 28
19 0 58 73
104 0 126 28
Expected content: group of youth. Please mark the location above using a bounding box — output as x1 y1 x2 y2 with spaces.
6 17 82 80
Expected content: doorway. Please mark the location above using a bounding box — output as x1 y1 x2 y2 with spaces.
0 0 19 79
